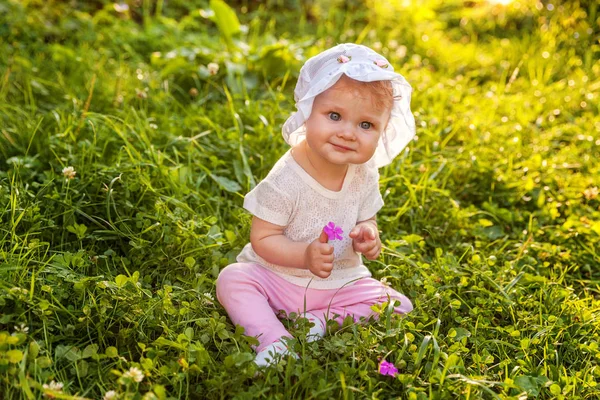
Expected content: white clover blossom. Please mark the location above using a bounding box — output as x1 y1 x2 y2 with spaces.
203 292 214 305
142 392 158 400
123 366 144 383
583 187 598 200
62 166 76 180
103 390 118 400
207 62 219 75
10 287 28 295
43 380 64 397
114 3 129 12
14 323 29 333
135 88 148 99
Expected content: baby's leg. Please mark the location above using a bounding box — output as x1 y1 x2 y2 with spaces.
216 263 293 352
308 278 413 326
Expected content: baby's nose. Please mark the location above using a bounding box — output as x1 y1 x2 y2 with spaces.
338 124 357 139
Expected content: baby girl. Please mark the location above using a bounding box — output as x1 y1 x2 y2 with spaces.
216 43 416 366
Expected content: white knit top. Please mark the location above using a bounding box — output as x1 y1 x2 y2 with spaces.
236 149 384 289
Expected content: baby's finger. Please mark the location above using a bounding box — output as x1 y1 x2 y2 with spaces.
368 240 382 257
322 262 334 271
364 247 381 260
322 253 334 263
353 242 368 254
366 227 376 240
319 264 333 278
321 244 334 255
355 239 376 253
350 226 365 241
314 269 328 278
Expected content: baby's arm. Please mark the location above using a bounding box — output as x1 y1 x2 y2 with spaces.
349 216 381 260
250 216 334 278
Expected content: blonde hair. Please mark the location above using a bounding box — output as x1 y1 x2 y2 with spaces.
361 80 394 111
338 75 394 111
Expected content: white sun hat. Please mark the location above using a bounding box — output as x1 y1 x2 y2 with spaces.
282 43 416 168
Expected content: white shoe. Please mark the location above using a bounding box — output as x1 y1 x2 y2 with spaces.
304 312 326 343
254 339 298 367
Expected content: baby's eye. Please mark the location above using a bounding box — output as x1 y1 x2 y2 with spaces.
360 121 372 129
328 112 341 121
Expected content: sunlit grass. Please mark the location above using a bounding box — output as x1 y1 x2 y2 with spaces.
488 0 515 5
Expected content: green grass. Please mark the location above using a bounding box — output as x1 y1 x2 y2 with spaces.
1 0 599 398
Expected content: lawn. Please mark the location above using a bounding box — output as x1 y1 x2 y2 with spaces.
1 0 599 398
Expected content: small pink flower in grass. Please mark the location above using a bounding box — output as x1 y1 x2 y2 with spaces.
337 55 351 63
323 222 343 241
374 59 389 68
379 360 398 377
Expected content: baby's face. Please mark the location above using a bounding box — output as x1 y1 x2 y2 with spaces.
304 76 391 167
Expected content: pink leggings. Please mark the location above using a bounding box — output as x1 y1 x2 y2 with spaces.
216 263 413 352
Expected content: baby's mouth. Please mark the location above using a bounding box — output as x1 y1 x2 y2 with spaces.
331 143 354 151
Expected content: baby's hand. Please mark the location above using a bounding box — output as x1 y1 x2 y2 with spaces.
305 230 334 278
349 221 381 260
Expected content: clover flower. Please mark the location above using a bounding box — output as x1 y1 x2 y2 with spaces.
122 366 144 383
135 88 148 99
203 292 214 305
142 392 159 400
378 359 398 377
14 323 29 333
103 390 118 400
62 166 76 180
43 381 64 391
113 3 129 13
323 222 344 241
42 381 64 398
583 187 598 200
207 63 219 75
10 287 29 296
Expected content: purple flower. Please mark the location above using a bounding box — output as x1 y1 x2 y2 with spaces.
323 222 344 241
378 360 398 377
